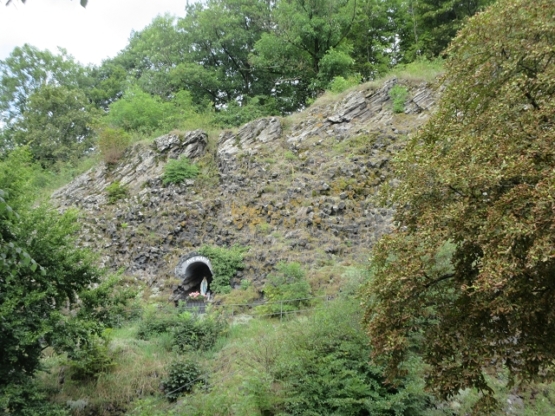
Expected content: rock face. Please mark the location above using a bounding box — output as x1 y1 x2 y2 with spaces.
52 78 438 298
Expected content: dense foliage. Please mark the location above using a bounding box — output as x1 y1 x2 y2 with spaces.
0 0 493 170
257 262 312 317
163 299 432 415
0 151 111 412
273 300 430 415
161 358 204 401
137 306 226 353
197 245 247 294
363 0 555 408
0 0 522 413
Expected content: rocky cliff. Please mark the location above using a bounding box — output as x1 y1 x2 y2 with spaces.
52 77 437 300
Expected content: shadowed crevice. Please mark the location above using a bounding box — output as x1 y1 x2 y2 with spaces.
175 252 213 297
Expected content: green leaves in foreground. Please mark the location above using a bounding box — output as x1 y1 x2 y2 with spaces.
363 0 555 409
172 300 431 415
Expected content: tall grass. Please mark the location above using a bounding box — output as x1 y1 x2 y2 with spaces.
389 57 445 82
36 324 176 415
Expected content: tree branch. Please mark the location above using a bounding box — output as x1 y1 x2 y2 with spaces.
423 273 455 289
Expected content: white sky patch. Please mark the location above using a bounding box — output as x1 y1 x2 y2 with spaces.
0 0 189 66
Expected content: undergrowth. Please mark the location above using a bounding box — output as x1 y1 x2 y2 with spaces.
162 157 199 186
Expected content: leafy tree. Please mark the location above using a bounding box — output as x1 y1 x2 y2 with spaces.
10 84 98 168
0 45 97 168
0 151 112 412
173 0 274 108
348 0 402 78
363 0 555 408
0 45 87 127
87 61 128 110
253 0 357 99
414 0 495 58
114 14 189 99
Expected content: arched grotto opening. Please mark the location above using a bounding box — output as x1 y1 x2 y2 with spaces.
174 252 214 299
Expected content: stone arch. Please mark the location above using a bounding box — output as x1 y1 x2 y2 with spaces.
175 252 214 296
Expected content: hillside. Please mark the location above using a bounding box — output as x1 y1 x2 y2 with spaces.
52 77 437 301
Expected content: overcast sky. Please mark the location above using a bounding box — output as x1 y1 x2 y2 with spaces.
0 0 189 66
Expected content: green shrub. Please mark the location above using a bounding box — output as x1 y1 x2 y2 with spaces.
256 222 272 235
97 126 131 164
197 245 247 294
137 307 226 353
327 74 362 93
212 95 279 128
162 157 199 186
67 335 115 380
240 279 251 290
177 299 433 415
161 358 204 401
0 378 70 416
137 307 182 340
273 300 431 415
106 181 128 204
257 262 312 318
284 150 297 161
389 84 409 113
77 273 140 327
171 312 227 352
105 86 172 135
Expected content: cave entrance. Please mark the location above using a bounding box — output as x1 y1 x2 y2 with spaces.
175 252 214 297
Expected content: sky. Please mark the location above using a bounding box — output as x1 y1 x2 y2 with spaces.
0 0 190 66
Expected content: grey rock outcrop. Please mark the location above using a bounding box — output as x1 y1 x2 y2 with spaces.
51 79 439 297
53 130 208 210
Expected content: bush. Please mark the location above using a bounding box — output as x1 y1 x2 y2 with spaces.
162 157 199 186
77 273 140 327
171 312 227 352
137 307 226 353
137 307 182 340
97 127 131 164
257 262 312 318
0 377 70 416
105 86 172 135
212 96 279 128
327 74 361 93
176 299 433 415
161 358 204 401
67 335 115 380
105 181 128 204
197 245 247 294
273 300 431 415
388 84 409 113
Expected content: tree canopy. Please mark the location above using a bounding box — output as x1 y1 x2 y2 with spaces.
0 149 130 413
0 0 493 158
363 0 555 408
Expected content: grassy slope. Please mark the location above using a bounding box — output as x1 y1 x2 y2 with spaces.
35 60 555 415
